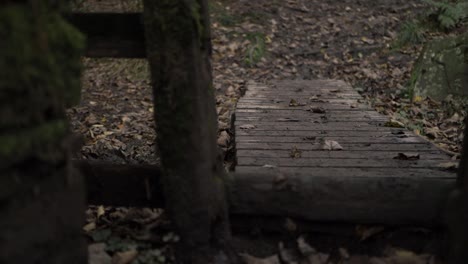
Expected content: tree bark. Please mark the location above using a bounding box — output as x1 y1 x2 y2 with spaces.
143 0 236 263
0 2 86 263
446 46 468 264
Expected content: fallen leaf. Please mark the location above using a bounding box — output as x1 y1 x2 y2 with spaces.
83 222 96 232
112 249 138 264
339 247 350 260
240 124 256 129
289 99 306 107
97 205 105 219
297 236 316 256
217 131 230 147
356 225 385 241
277 118 300 122
309 106 326 113
393 153 420 160
321 139 343 150
278 242 299 262
88 243 112 264
438 162 458 171
384 119 405 128
384 248 428 264
240 253 280 264
306 252 330 264
284 218 297 232
290 146 302 158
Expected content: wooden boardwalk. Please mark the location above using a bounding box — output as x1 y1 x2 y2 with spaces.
232 80 456 224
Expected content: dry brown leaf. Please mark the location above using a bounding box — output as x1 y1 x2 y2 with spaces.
217 131 230 147
309 106 326 113
88 243 112 264
240 124 256 130
356 225 385 241
393 153 420 160
438 162 458 171
277 118 300 122
112 249 138 264
290 146 302 158
384 119 405 128
284 218 297 232
306 253 330 264
278 242 300 262
97 205 105 219
289 99 306 107
338 247 350 260
297 236 316 256
240 253 280 264
82 222 96 232
384 248 428 264
321 139 343 150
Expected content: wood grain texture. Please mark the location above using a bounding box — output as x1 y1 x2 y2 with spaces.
233 80 457 224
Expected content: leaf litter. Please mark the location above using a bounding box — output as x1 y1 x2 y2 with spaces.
70 0 462 262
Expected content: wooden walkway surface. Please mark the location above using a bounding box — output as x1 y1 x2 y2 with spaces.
231 80 456 225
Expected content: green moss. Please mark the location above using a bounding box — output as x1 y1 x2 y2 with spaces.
191 1 204 41
0 120 66 161
0 3 84 167
0 4 84 131
244 32 267 67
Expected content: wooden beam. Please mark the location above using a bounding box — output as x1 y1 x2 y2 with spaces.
75 161 456 226
66 13 146 58
75 160 164 207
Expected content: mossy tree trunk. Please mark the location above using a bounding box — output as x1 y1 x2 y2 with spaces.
446 46 468 264
143 0 236 263
0 1 86 263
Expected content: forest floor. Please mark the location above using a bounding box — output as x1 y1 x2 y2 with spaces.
70 0 466 263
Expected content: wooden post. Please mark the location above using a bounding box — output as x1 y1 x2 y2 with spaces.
143 1 237 263
0 2 86 263
446 46 468 264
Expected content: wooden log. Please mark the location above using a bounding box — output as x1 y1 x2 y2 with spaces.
76 160 164 207
66 13 146 58
76 161 456 226
230 171 456 226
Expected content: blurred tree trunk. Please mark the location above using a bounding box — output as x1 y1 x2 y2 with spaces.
143 0 236 263
446 46 468 264
0 1 86 263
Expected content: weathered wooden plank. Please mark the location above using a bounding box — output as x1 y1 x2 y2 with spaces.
236 135 426 144
242 95 363 100
235 142 436 151
236 105 372 110
235 117 389 123
239 98 365 103
67 13 146 58
235 116 385 122
237 157 452 169
236 149 448 160
236 109 378 113
235 123 389 131
235 110 383 117
237 102 365 108
236 130 413 137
